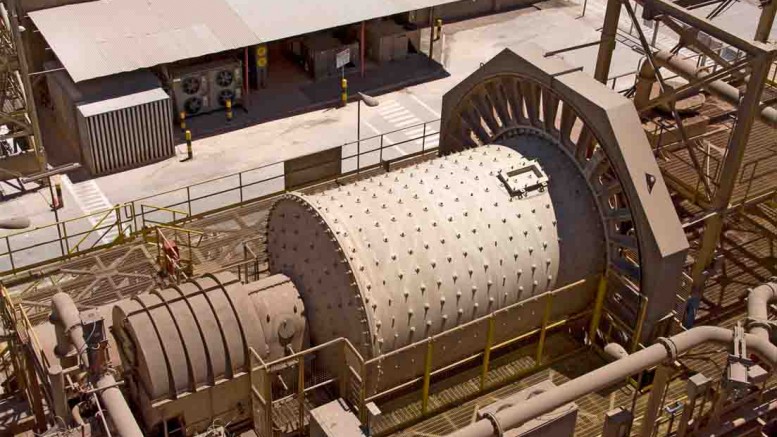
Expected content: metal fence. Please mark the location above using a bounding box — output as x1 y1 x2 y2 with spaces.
248 277 601 436
0 119 441 277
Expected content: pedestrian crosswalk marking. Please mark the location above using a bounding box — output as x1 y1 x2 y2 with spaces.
61 176 120 245
395 118 422 128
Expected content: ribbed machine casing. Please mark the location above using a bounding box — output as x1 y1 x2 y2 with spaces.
112 273 306 434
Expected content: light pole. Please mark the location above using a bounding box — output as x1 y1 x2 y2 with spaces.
356 92 379 173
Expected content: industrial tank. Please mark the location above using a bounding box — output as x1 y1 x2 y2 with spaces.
267 138 606 362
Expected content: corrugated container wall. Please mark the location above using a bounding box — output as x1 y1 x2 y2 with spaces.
76 96 174 175
46 66 175 176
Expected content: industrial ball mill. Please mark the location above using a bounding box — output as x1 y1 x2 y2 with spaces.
42 46 691 437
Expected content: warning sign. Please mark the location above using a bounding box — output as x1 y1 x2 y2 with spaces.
336 48 351 69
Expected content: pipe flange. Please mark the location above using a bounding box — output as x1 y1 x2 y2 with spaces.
746 318 773 332
656 336 679 362
482 411 505 437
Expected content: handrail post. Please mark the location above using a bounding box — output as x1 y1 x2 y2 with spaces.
631 295 649 352
61 222 70 254
480 316 495 390
264 366 273 437
588 275 608 344
186 186 192 217
339 340 348 399
6 236 14 273
55 221 65 257
379 135 384 163
536 292 554 365
114 205 123 243
239 172 244 203
297 355 305 436
422 122 427 151
358 359 367 425
421 337 434 415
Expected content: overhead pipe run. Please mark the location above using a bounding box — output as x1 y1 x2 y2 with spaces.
446 326 777 437
636 50 777 128
50 292 89 368
747 281 777 341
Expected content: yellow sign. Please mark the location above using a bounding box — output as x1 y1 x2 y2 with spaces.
257 57 267 67
256 45 267 57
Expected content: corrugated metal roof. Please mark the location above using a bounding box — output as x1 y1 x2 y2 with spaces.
30 0 258 82
31 0 457 83
78 89 169 117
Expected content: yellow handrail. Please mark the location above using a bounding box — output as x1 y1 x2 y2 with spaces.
68 205 120 254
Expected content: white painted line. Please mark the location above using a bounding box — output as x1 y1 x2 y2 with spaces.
380 106 410 117
385 113 417 124
404 127 426 137
379 100 400 108
394 118 422 128
364 120 406 156
409 94 441 118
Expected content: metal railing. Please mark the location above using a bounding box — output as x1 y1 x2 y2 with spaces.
0 119 441 278
249 276 602 436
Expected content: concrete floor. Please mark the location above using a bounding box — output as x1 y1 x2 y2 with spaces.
0 0 693 272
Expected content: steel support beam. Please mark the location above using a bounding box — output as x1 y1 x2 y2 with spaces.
638 364 672 437
755 0 776 43
642 0 772 56
647 50 777 128
594 0 622 84
4 0 44 171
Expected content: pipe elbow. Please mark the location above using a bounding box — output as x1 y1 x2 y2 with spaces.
604 343 629 360
747 282 777 336
50 292 90 368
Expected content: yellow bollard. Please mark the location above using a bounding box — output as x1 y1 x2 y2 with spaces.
226 98 233 122
179 111 186 131
185 130 192 160
54 181 64 210
435 18 443 41
340 78 348 107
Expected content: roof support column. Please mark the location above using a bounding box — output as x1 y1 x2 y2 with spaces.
594 0 622 84
360 21 366 78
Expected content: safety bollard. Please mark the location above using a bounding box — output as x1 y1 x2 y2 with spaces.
435 18 443 41
226 98 233 122
180 130 193 162
340 78 348 108
186 130 192 160
54 181 64 210
179 111 186 131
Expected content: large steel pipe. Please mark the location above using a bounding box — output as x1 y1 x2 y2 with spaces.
642 50 777 127
50 292 89 367
747 281 777 341
447 326 777 437
97 374 143 437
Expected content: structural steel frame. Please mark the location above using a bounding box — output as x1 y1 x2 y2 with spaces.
593 0 777 324
0 0 45 181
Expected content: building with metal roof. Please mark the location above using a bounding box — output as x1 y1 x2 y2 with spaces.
30 0 462 82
